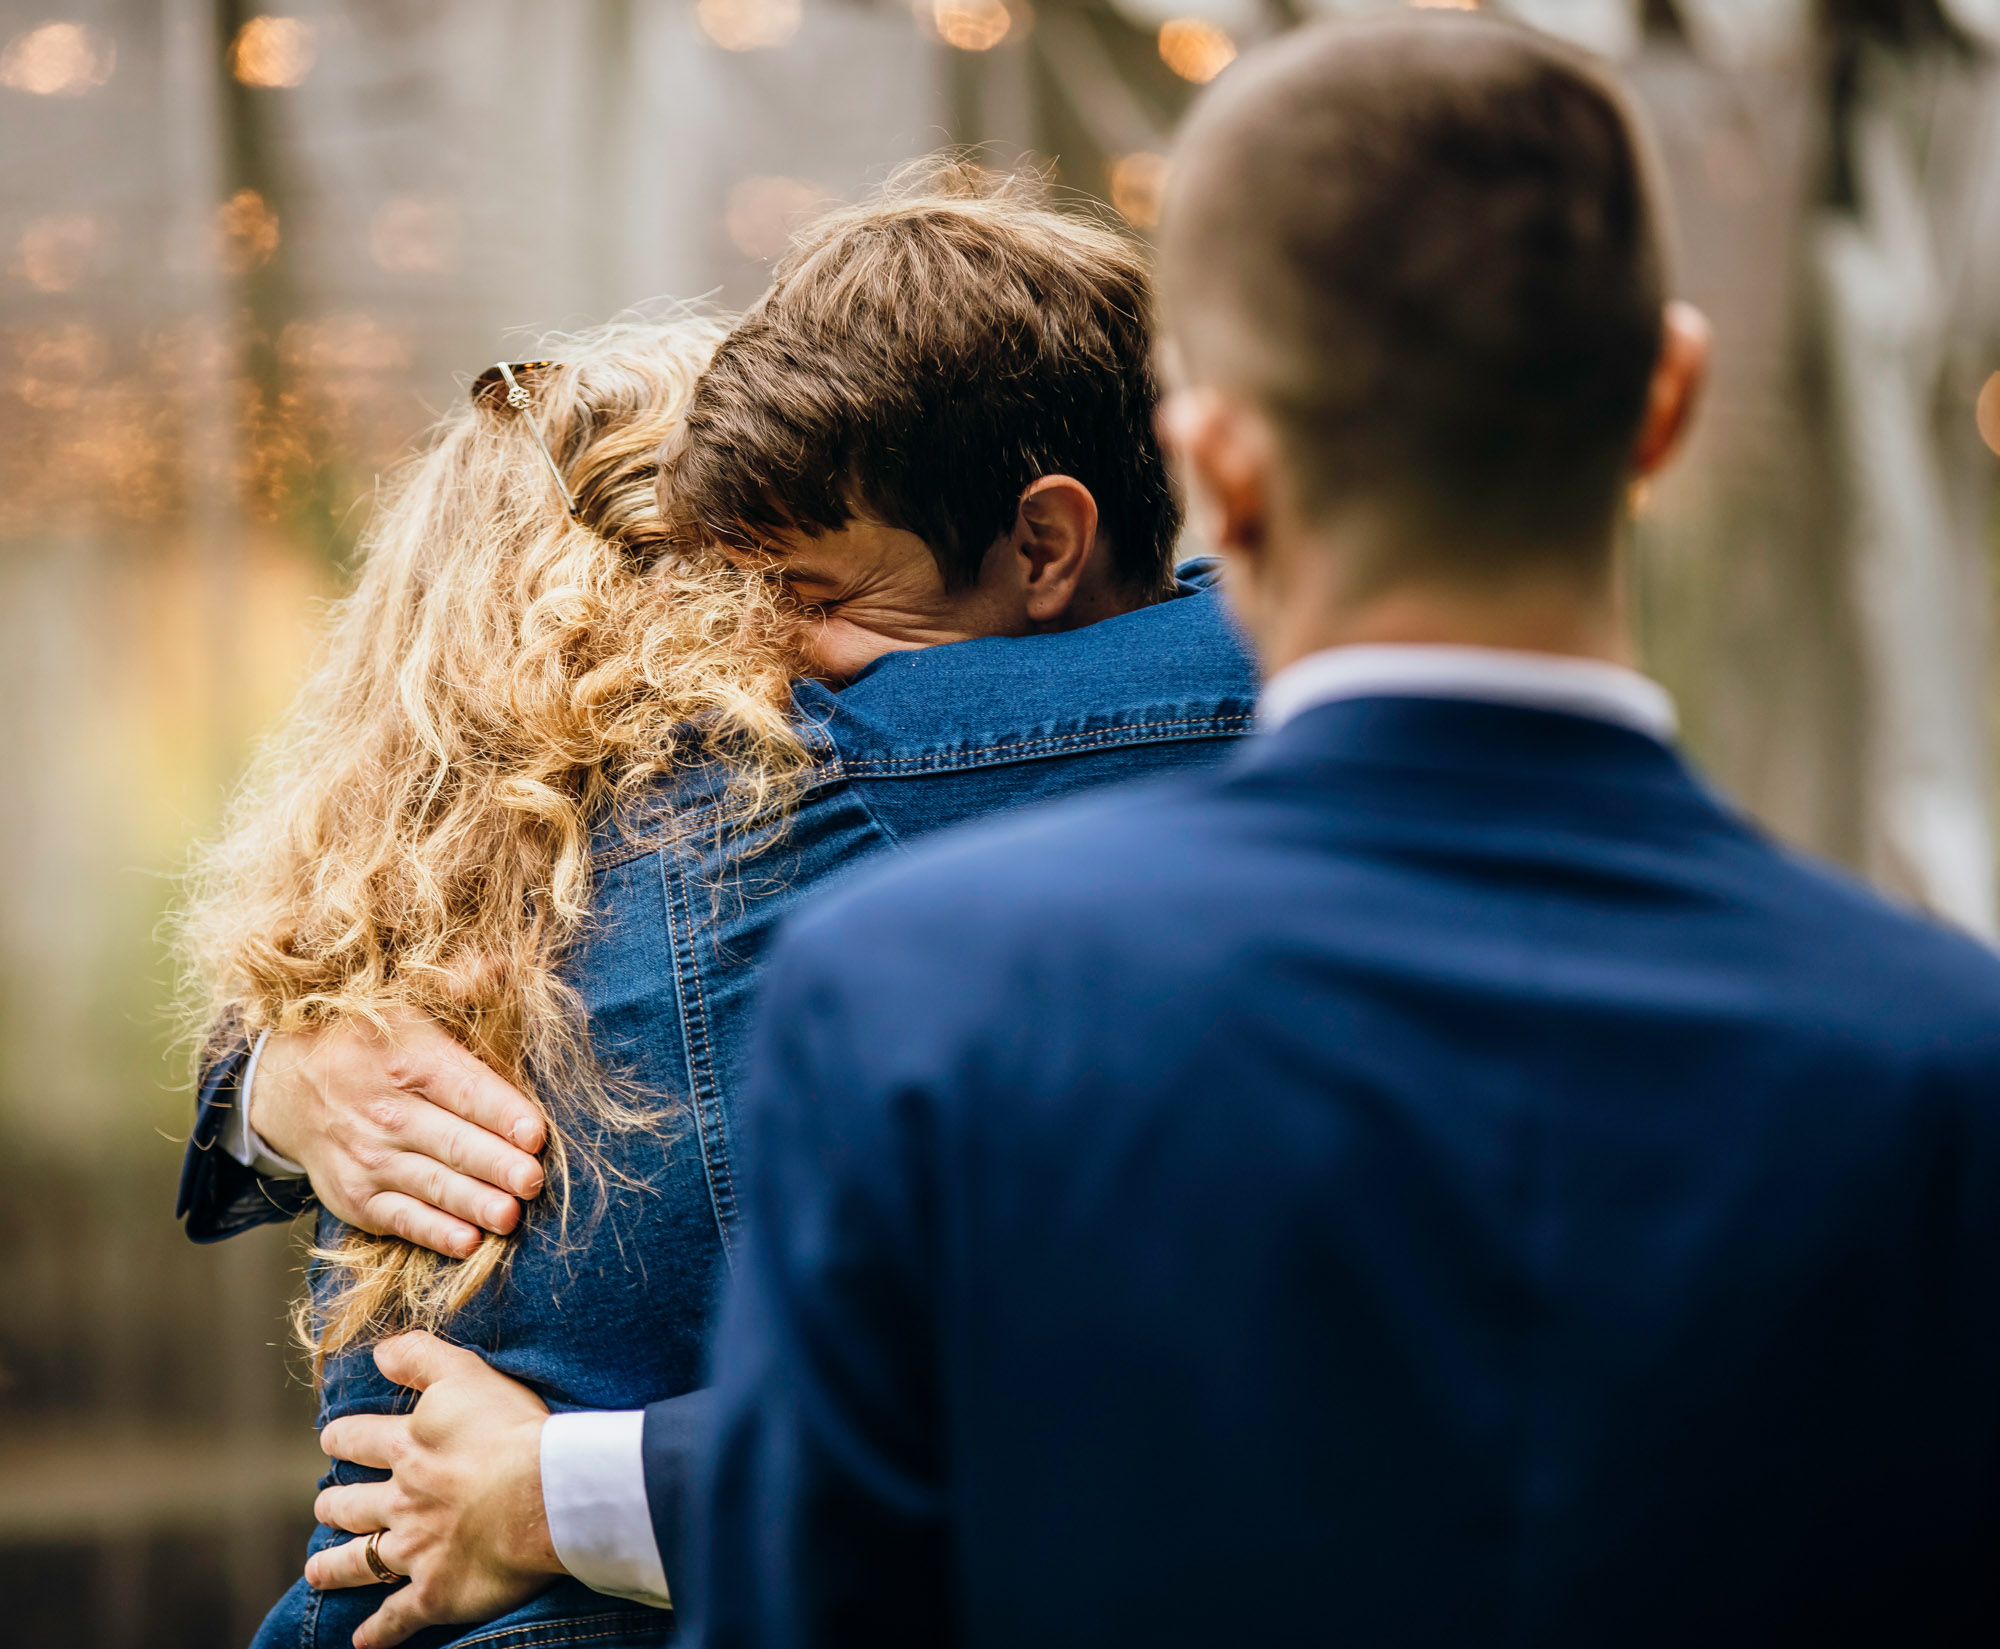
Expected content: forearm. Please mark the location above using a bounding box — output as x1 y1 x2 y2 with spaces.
220 1030 308 1175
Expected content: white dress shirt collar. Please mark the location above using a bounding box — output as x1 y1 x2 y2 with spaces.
1259 644 1678 743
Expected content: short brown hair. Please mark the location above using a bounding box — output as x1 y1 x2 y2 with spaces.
1163 14 1668 561
663 164 1180 593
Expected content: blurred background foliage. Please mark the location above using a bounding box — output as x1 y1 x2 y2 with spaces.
0 0 1996 1642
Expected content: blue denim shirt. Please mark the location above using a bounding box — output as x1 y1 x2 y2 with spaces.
188 567 1256 1648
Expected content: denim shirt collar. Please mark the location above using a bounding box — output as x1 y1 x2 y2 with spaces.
793 560 1256 779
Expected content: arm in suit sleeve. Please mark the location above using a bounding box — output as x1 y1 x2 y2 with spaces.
521 1387 713 1610
693 929 951 1649
175 1022 315 1242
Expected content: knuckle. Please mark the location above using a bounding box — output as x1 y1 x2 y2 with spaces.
365 1098 408 1135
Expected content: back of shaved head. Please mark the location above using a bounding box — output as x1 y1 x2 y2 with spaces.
1161 11 1668 563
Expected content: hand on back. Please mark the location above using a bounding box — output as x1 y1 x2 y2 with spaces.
306 1332 562 1648
252 1009 547 1258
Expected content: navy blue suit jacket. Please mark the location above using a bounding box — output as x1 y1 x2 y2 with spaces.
697 696 2000 1647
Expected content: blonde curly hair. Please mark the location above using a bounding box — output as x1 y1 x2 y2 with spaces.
177 316 812 1364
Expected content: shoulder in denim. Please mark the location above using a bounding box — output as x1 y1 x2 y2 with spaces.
797 562 1257 781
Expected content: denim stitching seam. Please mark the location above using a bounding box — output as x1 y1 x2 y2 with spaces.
661 852 737 1262
448 1611 671 1649
836 713 1254 776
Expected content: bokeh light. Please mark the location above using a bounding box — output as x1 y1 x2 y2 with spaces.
215 188 280 275
230 16 318 88
1109 152 1170 229
277 313 410 374
1978 372 2000 459
726 175 828 261
697 0 803 52
15 212 107 292
1158 19 1235 83
17 322 107 411
921 0 1019 52
369 194 460 274
0 22 115 96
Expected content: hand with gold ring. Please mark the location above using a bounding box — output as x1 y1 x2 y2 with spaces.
363 1530 406 1587
304 1332 564 1649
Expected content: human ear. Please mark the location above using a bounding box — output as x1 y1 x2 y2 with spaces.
1156 387 1276 569
1633 301 1712 479
1009 475 1101 624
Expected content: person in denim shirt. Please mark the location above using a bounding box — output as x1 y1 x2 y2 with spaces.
178 173 1256 1649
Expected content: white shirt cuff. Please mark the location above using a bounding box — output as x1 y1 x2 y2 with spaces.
219 1029 306 1178
541 1409 671 1608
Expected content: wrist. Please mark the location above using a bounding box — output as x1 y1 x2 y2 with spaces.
503 1413 565 1577
246 1029 318 1167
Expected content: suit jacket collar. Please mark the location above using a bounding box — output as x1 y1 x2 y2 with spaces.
1237 694 1734 833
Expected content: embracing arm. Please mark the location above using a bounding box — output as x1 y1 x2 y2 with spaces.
308 1346 697 1646
308 922 955 1649
175 1009 549 1256
176 1023 314 1241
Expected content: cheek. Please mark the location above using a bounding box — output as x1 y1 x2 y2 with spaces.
796 616 899 685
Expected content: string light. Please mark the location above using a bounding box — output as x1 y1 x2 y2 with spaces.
16 213 106 292
1158 19 1234 83
0 22 114 96
277 315 410 374
697 0 802 52
920 0 1017 52
215 189 280 275
17 323 107 411
230 16 317 88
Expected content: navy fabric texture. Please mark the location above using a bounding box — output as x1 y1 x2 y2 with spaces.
176 570 1257 1642
176 1031 312 1239
699 694 2000 1648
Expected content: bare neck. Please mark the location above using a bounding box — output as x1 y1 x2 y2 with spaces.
1243 520 1634 681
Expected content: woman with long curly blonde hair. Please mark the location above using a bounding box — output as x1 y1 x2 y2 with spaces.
183 315 816 1649
184 317 809 1359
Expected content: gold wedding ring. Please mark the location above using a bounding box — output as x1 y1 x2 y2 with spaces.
363 1529 407 1586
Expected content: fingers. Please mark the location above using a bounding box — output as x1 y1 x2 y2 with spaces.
313 1479 393 1536
354 1190 485 1261
372 1329 487 1393
353 1586 443 1649
392 1098 543 1205
399 1026 546 1158
304 1528 403 1592
321 1413 405 1471
362 1146 524 1238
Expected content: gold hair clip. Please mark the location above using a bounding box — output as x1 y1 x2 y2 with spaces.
471 360 579 516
